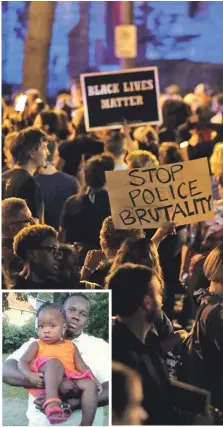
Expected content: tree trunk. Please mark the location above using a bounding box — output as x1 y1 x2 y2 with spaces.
22 1 56 98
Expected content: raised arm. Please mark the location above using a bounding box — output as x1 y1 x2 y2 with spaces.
18 341 44 388
151 221 176 247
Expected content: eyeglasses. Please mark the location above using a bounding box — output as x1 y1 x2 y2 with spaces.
9 217 36 226
36 246 62 258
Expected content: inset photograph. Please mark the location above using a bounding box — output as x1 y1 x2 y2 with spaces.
3 291 110 426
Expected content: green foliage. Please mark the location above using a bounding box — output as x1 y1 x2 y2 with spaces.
3 292 109 352
55 292 109 341
3 317 36 353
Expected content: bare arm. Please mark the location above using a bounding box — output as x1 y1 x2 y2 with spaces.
18 342 38 376
151 221 176 247
73 344 102 391
3 359 35 387
18 341 44 387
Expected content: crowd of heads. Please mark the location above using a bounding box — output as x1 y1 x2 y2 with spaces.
2 79 223 424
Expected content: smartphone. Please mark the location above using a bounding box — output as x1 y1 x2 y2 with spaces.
15 94 27 113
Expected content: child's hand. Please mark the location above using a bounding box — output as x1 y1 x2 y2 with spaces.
95 380 103 395
28 372 44 388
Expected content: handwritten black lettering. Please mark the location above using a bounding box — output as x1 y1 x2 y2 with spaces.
156 167 172 184
128 170 145 186
129 189 141 207
170 164 183 181
135 208 151 225
119 209 136 225
189 180 202 197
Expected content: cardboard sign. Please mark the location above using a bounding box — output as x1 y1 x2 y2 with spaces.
105 158 214 229
80 67 162 131
115 25 137 58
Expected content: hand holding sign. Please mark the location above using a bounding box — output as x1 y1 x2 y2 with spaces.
151 221 176 247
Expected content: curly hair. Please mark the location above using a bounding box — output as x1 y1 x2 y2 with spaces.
10 127 47 165
126 150 159 169
100 216 143 252
13 224 58 261
107 237 164 290
36 301 67 322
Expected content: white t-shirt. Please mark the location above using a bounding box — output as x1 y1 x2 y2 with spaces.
6 333 109 426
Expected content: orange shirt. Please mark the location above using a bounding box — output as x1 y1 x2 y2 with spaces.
33 339 80 374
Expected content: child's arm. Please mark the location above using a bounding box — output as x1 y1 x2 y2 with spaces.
73 344 102 393
18 341 44 388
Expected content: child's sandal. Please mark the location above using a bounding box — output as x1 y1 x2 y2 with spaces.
43 398 71 425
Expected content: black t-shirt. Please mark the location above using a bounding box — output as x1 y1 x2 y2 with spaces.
60 190 111 247
35 172 80 229
12 274 65 290
112 321 175 425
2 169 44 221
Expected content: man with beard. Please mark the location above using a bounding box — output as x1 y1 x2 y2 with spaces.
3 294 109 426
108 263 177 425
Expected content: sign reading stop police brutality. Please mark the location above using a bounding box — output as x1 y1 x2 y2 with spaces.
105 158 214 229
80 67 162 131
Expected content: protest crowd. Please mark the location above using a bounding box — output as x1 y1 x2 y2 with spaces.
2 78 223 425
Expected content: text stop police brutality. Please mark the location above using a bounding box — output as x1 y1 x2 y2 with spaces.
105 159 214 229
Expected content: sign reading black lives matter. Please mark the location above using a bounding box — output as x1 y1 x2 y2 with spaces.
105 158 214 229
80 67 162 131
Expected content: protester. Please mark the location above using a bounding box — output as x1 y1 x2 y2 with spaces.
210 142 223 200
34 110 60 139
2 128 49 223
104 131 127 171
12 224 62 289
211 93 223 124
2 198 36 287
126 150 159 169
112 362 147 425
59 154 114 259
2 131 18 171
178 245 223 411
57 135 104 178
159 142 183 165
80 216 143 285
109 263 178 425
36 138 80 229
3 294 109 426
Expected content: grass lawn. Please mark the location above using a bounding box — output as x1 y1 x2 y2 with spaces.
3 354 28 400
3 354 109 420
